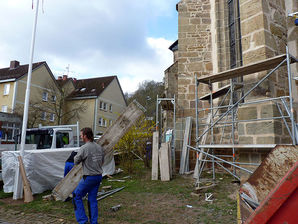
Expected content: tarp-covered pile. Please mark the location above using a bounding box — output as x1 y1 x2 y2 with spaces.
2 148 115 194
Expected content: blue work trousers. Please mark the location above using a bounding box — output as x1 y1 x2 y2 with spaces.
73 175 102 224
64 162 74 177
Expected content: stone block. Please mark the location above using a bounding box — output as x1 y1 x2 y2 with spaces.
256 136 276 144
240 0 263 20
269 23 284 39
241 35 251 52
241 14 267 36
273 10 286 27
260 103 280 118
188 85 195 93
179 17 190 26
179 52 199 58
252 31 266 48
190 18 201 25
281 137 292 144
179 25 197 33
180 37 198 45
205 62 213 71
238 123 245 135
238 106 257 120
243 46 274 65
177 94 185 100
178 78 192 85
246 121 282 135
187 94 195 101
188 62 204 72
239 136 254 144
202 18 211 24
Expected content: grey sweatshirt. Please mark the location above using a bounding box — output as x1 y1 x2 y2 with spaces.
74 141 104 176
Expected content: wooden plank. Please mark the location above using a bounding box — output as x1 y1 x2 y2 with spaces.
18 156 33 203
197 54 297 84
179 117 192 174
168 142 172 179
151 131 159 180
159 142 171 181
52 101 144 201
52 163 83 201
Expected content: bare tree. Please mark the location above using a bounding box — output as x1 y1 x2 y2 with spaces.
38 81 87 125
14 101 44 128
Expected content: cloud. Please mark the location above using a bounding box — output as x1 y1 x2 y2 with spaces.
0 0 177 93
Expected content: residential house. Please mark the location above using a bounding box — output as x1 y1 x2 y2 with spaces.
0 60 61 127
65 76 127 136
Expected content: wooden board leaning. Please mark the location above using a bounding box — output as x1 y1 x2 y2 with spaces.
51 101 145 201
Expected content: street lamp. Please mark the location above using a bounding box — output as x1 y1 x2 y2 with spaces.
146 96 151 118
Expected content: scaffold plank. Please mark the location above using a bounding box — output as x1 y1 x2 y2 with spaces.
197 54 297 84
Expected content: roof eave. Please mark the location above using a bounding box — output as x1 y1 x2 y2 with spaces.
0 78 16 83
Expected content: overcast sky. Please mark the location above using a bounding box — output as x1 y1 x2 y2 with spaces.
0 0 178 93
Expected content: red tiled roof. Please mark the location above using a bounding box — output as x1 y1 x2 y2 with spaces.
56 78 74 87
67 76 116 98
0 61 46 81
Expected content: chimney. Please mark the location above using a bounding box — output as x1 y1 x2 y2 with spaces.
10 60 20 69
63 75 68 80
58 76 62 80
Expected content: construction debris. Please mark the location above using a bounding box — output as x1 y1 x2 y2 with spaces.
159 142 171 181
151 131 159 180
97 187 125 201
179 117 192 174
102 185 112 190
107 179 125 182
110 204 121 212
205 193 214 202
239 145 298 223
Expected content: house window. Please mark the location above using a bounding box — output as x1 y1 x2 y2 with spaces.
98 117 103 126
3 84 10 95
42 92 48 101
100 101 107 111
50 113 55 122
51 95 56 102
41 111 46 120
98 117 107 127
1 105 8 112
109 104 112 112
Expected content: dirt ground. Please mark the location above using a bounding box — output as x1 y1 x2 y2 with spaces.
0 170 239 224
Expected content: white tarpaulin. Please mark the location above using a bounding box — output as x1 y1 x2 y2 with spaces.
2 147 115 194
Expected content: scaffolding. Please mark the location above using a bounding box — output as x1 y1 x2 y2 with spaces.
190 46 298 182
156 95 176 171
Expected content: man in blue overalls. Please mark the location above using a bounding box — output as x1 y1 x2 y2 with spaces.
73 127 104 224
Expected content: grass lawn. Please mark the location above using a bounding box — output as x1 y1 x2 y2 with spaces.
0 161 238 224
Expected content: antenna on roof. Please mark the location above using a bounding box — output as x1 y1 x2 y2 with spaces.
66 64 70 76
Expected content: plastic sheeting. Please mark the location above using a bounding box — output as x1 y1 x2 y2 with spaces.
2 147 115 194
